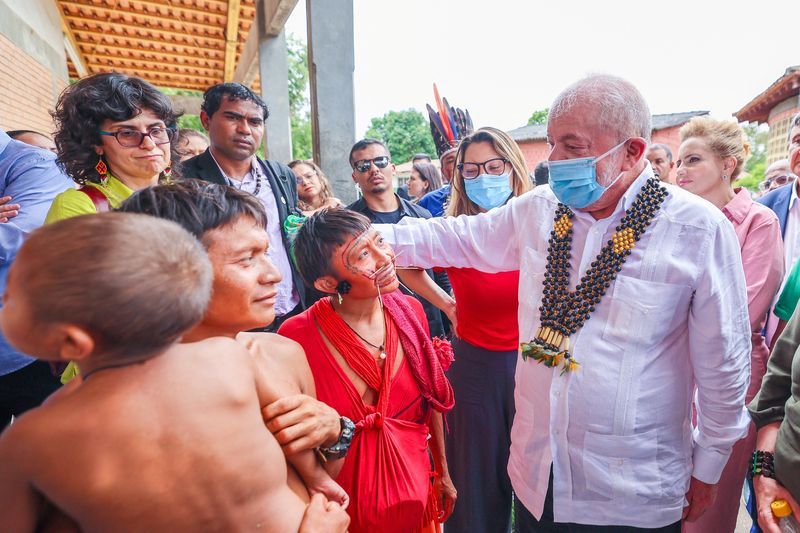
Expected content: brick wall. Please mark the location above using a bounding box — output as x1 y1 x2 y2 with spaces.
0 34 66 135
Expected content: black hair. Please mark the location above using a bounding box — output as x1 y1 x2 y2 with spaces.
117 179 267 244
201 83 269 121
292 208 372 287
412 153 431 163
52 72 181 185
7 130 50 140
348 138 389 166
533 161 549 186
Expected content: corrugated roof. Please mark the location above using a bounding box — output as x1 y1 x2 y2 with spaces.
507 111 710 142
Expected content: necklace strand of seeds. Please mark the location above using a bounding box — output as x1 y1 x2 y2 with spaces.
520 176 668 375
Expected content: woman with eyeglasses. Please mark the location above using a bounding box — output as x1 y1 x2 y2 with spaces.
676 116 784 533
398 127 531 533
45 73 179 224
288 159 343 215
45 73 179 384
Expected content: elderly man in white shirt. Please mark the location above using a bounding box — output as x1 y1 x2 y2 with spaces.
376 74 751 531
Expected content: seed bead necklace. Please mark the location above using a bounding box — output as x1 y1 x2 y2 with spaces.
520 176 668 374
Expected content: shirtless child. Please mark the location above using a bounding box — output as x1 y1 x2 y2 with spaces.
0 213 349 533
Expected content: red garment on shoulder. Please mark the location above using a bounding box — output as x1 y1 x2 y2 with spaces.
279 293 451 533
447 268 520 351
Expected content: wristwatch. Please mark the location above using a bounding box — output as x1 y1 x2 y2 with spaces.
318 416 355 461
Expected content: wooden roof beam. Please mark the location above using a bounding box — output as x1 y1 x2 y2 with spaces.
224 0 242 82
232 0 298 85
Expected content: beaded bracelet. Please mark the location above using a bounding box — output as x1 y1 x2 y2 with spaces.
748 450 775 479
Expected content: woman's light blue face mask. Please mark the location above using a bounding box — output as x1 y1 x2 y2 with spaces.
547 140 629 208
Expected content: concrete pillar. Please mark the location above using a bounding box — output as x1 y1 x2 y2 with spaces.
307 0 356 202
258 19 293 163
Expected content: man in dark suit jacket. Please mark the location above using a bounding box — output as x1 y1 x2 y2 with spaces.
758 113 800 244
182 83 306 330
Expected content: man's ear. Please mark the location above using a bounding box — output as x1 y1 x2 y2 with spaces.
55 324 96 362
200 111 211 132
621 138 648 171
314 275 339 295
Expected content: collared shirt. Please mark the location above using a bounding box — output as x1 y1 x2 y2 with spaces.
0 131 73 375
210 153 299 316
376 166 751 528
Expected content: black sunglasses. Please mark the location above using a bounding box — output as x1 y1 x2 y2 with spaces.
353 156 390 173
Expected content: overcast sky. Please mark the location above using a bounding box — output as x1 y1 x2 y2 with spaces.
286 0 799 137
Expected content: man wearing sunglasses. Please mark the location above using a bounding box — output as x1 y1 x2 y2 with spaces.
346 138 446 338
182 83 306 331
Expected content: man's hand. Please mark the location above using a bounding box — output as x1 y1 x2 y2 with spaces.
298 494 350 533
682 477 718 522
0 196 20 223
262 394 341 455
435 472 457 523
754 475 800 533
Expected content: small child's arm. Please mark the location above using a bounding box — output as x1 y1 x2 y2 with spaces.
0 426 46 532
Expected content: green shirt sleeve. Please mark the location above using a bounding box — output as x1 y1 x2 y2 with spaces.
749 306 800 427
775 261 800 321
44 188 97 224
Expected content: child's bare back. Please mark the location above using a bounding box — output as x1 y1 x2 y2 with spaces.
0 338 308 532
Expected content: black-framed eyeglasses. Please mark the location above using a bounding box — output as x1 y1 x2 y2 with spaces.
458 157 509 179
353 156 390 173
98 127 176 148
759 174 796 192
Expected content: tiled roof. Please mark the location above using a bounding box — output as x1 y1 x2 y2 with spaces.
507 111 710 142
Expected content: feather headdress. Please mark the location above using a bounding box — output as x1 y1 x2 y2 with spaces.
427 84 474 159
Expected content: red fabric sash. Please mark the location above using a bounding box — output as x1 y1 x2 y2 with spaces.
311 294 452 533
78 186 110 212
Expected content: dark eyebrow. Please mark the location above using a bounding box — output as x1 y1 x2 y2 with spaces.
112 122 166 130
223 111 263 122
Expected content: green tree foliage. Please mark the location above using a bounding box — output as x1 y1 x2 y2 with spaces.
365 109 437 164
177 115 203 131
287 34 312 160
737 123 769 193
527 107 549 126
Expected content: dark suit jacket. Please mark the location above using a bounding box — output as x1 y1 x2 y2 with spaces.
758 182 793 239
182 149 308 309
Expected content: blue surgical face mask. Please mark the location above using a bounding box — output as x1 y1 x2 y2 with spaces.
464 173 513 210
548 140 628 208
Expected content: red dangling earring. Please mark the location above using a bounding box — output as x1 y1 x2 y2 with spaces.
162 166 172 181
95 158 108 185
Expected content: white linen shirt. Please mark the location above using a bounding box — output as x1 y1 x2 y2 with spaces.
376 166 751 528
782 183 800 283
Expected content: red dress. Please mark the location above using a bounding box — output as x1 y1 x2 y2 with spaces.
279 295 443 533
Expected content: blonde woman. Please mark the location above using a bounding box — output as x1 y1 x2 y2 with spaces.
676 117 783 533
288 159 342 215
400 126 531 533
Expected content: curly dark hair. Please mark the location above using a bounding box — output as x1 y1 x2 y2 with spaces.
52 73 181 185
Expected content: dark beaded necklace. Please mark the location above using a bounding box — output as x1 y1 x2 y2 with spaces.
520 176 668 374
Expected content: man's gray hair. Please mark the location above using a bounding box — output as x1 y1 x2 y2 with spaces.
549 74 652 142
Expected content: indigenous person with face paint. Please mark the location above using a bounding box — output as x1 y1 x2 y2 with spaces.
376 75 751 532
675 117 783 533
45 73 178 223
401 126 531 533
279 208 456 533
346 138 447 338
288 159 343 215
418 91 474 217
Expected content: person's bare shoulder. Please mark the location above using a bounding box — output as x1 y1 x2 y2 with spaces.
236 332 315 396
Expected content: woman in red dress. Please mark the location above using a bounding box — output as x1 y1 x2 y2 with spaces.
280 208 456 533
